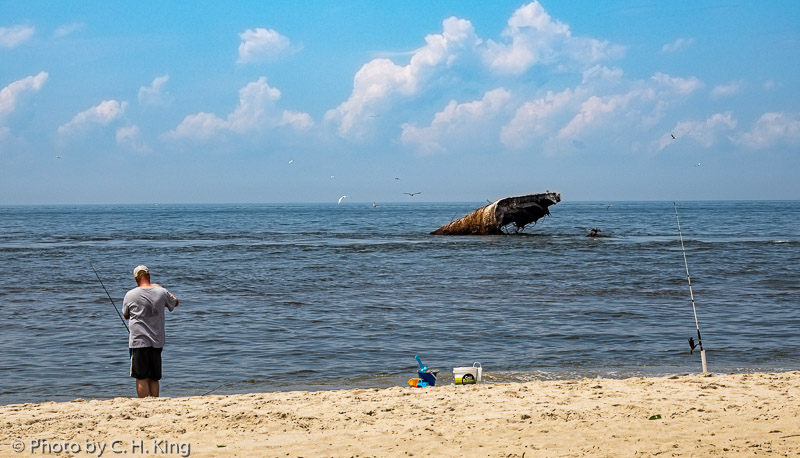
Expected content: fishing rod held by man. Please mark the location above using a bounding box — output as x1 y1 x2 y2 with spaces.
90 262 129 332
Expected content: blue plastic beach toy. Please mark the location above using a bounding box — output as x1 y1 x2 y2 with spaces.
415 354 427 372
414 355 438 387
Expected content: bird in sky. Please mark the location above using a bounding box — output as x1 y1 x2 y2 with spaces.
394 177 401 180
404 192 421 197
288 159 294 164
338 195 349 205
696 162 702 167
671 133 676 140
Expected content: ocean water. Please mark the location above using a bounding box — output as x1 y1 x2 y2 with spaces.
1 200 798 405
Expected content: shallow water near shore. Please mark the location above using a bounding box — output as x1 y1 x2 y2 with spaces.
1 200 798 404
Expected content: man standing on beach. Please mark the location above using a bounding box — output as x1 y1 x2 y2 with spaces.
122 265 179 398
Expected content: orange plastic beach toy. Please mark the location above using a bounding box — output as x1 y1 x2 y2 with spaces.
407 378 421 387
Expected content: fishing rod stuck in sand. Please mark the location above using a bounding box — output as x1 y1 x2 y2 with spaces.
673 203 707 373
90 262 129 332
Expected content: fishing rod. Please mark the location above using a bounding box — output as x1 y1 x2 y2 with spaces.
89 262 129 332
673 202 707 373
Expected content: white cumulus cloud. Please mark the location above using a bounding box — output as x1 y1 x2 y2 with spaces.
326 1 627 144
711 80 744 99
401 88 512 153
651 72 703 95
661 37 695 54
166 77 312 141
116 125 151 153
582 65 624 84
53 23 85 38
501 87 582 149
657 112 737 151
499 70 702 149
58 100 128 135
166 112 225 141
325 16 480 138
735 112 800 149
0 25 35 48
482 1 623 75
0 72 49 120
237 28 298 64
226 77 282 133
558 88 655 139
138 74 171 107
281 110 314 130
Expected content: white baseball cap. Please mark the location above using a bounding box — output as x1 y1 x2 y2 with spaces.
133 265 150 278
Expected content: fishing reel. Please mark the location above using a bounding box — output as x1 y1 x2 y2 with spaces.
688 337 698 354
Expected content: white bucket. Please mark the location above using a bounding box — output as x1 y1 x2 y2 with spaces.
453 362 482 385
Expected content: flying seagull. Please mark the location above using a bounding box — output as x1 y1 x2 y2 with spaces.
288 159 294 164
696 162 702 167
671 133 676 140
338 195 349 205
404 192 421 197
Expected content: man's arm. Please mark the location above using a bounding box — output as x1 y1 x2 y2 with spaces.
153 283 179 308
167 290 179 308
122 294 130 320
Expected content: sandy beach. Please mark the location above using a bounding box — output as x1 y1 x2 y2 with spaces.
2 371 798 457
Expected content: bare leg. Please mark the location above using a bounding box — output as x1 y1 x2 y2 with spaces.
136 378 151 398
148 379 160 397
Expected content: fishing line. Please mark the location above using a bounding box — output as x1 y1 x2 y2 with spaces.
199 382 229 396
673 202 707 373
89 261 129 332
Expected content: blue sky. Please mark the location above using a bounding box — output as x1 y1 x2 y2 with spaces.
2 1 799 204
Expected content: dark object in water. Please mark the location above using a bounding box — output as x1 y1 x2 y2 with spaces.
587 227 609 238
431 191 561 235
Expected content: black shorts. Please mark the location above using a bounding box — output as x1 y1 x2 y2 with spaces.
129 347 163 381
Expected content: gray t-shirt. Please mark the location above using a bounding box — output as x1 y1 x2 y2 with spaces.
122 286 177 348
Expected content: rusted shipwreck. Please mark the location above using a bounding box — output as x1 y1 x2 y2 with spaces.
431 191 561 235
